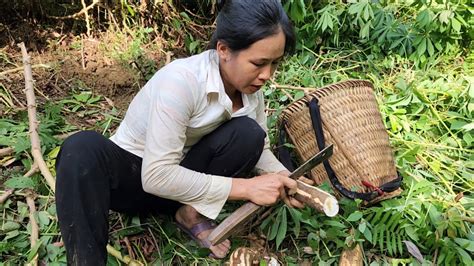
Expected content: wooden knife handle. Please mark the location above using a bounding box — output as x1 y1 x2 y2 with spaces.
208 202 262 245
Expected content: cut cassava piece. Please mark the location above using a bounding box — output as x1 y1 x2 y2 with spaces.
293 180 338 217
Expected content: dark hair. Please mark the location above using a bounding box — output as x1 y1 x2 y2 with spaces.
208 0 296 55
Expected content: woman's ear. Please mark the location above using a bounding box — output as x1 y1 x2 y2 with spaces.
216 41 231 62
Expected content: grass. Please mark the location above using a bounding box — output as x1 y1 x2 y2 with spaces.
0 25 473 265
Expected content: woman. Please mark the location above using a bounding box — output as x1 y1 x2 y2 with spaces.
55 0 303 264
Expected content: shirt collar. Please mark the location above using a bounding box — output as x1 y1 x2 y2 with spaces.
206 49 224 95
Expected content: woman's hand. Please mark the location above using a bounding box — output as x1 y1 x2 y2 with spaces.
245 173 298 206
277 170 309 209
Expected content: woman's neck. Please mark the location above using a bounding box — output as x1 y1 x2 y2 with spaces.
226 87 243 112
220 69 243 112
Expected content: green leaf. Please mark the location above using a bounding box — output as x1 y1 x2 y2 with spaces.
1 221 20 232
451 18 461 32
360 22 371 39
4 230 19 240
417 38 426 56
347 212 363 222
294 91 305 100
38 211 51 228
438 10 452 24
288 208 301 237
5 176 35 189
269 211 281 241
358 221 366 233
363 227 373 243
276 208 288 249
455 247 472 265
427 38 435 56
324 220 347 228
454 238 474 252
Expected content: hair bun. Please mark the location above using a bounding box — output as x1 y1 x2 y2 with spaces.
217 0 226 11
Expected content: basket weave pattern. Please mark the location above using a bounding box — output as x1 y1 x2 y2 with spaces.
280 80 398 196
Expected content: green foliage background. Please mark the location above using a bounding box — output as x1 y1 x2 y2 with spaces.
0 0 472 265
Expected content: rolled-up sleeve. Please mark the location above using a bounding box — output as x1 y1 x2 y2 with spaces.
254 92 288 174
141 71 232 219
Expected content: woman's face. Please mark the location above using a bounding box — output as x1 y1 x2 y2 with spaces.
217 29 285 95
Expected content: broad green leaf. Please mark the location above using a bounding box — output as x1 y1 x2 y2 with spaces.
451 18 461 32
5 176 35 189
269 210 281 240
276 208 288 249
360 22 371 39
438 10 452 24
364 227 373 243
324 220 346 228
294 91 305 100
427 38 435 56
1 221 20 232
455 247 473 265
288 208 301 237
417 38 426 56
37 211 51 228
347 212 363 222
4 230 19 240
462 122 474 131
358 221 366 233
454 238 474 252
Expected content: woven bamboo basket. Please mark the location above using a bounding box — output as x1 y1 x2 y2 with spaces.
279 80 401 201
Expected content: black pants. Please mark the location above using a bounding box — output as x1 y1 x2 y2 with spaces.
55 117 265 265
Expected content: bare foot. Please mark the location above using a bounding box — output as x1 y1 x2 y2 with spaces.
175 205 231 258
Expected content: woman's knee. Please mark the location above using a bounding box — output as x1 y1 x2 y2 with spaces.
56 131 107 173
229 116 266 149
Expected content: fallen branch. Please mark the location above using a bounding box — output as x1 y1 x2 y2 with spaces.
0 189 14 205
48 0 100 20
0 147 14 157
0 64 51 76
0 164 39 205
461 216 474 223
1 157 16 167
18 43 55 192
25 189 39 266
270 83 317 92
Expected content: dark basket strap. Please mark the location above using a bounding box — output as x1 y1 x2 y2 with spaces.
308 97 402 201
277 121 295 172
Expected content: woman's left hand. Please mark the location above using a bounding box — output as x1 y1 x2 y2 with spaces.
277 170 309 209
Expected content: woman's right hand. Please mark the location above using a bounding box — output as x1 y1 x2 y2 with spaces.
229 173 297 206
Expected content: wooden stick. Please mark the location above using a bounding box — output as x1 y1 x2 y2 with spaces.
48 0 100 20
0 64 51 76
25 190 39 266
18 43 55 192
0 164 39 205
0 147 14 158
271 83 318 92
0 189 14 205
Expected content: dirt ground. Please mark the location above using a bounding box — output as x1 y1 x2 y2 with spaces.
1 21 163 115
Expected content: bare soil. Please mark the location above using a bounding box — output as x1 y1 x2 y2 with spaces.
0 21 162 114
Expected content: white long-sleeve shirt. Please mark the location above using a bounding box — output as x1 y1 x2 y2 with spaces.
110 49 287 219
